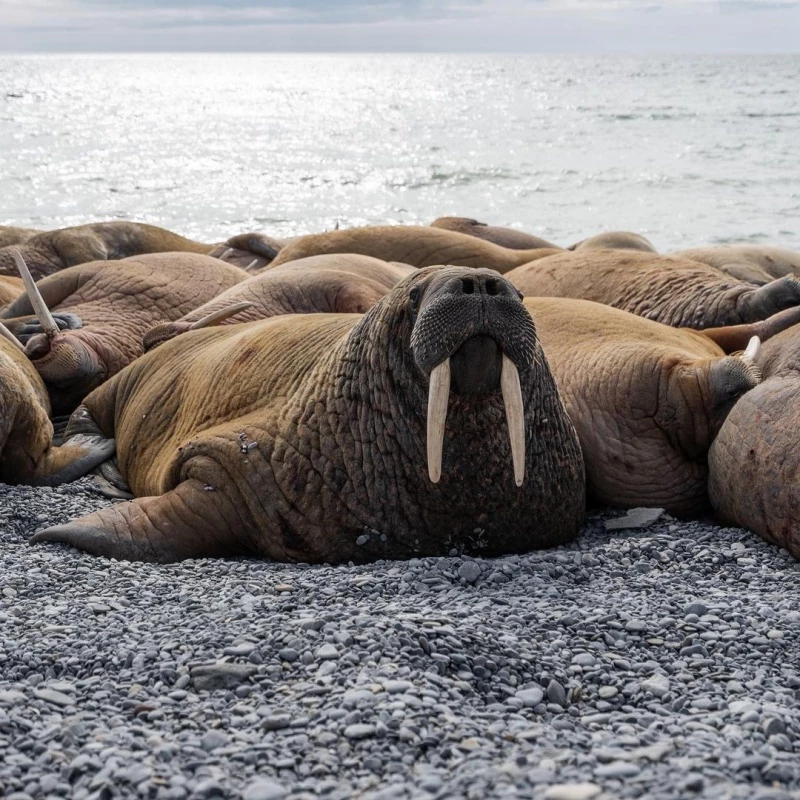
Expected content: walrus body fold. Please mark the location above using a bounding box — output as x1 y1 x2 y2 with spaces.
31 266 585 563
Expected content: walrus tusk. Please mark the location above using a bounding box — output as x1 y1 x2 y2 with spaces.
0 321 25 352
501 355 525 487
426 359 451 483
245 258 259 271
12 249 59 339
744 336 761 363
220 247 234 260
188 302 253 330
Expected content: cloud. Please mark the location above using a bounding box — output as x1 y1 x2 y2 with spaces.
1 0 799 49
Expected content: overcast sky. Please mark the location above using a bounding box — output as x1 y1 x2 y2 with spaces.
1 0 799 53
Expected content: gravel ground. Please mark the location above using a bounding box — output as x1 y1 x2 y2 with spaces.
1 480 799 800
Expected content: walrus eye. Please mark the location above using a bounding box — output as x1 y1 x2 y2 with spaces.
409 287 421 312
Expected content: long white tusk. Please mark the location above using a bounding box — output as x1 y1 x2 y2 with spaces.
11 249 59 339
501 355 526 487
426 359 451 483
0 321 25 352
245 258 259 271
220 247 234 260
744 335 761 362
188 301 253 330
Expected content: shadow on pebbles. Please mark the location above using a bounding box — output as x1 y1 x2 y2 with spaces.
1 480 799 800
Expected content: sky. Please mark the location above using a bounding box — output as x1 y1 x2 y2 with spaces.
0 0 799 53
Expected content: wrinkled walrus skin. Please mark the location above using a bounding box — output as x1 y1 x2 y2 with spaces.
143 254 414 350
672 245 800 285
2 253 247 413
0 336 113 485
506 250 800 329
528 298 760 517
269 225 560 274
31 266 586 564
430 217 559 251
0 222 215 280
709 324 800 558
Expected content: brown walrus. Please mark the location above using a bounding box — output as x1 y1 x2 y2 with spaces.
30 266 585 563
3 252 247 413
568 231 658 253
143 254 414 350
0 276 23 308
708 322 800 558
0 325 113 485
528 298 761 516
0 225 41 249
0 222 216 280
672 244 800 285
268 225 560 274
430 217 559 250
506 249 800 329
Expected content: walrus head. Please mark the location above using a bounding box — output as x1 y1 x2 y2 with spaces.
408 268 534 486
339 264 584 555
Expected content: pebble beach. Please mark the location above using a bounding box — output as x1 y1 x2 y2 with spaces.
2 480 799 800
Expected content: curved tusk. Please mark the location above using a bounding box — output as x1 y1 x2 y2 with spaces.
11 249 59 339
426 359 451 483
219 247 234 260
501 355 526 487
0 321 25 352
744 335 761 363
188 301 253 330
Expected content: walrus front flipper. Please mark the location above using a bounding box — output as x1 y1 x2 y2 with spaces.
700 305 800 353
27 434 116 487
30 479 248 563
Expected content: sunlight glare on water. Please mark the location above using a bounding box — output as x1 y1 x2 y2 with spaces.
1 53 799 250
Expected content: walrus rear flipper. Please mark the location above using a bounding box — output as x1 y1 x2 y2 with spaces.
30 479 247 563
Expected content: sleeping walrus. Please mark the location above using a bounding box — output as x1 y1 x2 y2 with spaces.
0 325 113 485
3 252 247 413
506 250 800 329
708 322 800 558
31 266 585 563
143 254 414 350
0 222 216 280
672 244 800 285
268 225 559 273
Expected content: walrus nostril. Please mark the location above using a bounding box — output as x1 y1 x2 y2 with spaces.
460 278 475 295
485 279 499 296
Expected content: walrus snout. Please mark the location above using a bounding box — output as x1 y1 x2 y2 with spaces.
408 266 535 488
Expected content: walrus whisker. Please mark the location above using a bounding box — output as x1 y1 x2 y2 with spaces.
0 320 25 352
11 249 59 339
426 359 450 483
501 355 526 487
188 302 253 330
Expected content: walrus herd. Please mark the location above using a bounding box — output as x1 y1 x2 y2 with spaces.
1 217 799 562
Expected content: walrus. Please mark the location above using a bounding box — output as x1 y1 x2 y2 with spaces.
0 225 41 249
0 324 113 485
708 322 800 558
430 217 559 250
30 266 586 563
268 225 560 274
143 254 414 350
506 250 800 329
528 298 761 516
3 252 247 413
209 232 306 272
0 222 216 280
568 231 658 253
672 244 800 285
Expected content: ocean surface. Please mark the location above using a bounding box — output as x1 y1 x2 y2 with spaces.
1 53 799 251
